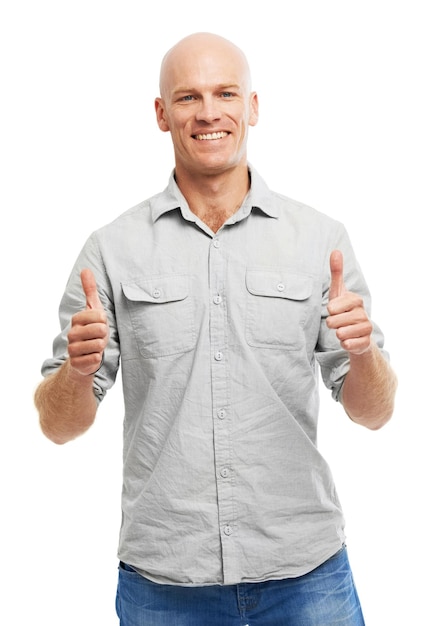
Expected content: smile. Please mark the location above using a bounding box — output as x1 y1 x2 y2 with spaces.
193 132 229 141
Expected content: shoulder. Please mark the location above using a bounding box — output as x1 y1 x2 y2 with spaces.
249 167 344 233
265 190 347 246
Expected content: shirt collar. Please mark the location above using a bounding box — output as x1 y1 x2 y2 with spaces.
150 165 278 223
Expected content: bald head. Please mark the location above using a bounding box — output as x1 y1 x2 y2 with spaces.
155 32 258 181
159 32 252 101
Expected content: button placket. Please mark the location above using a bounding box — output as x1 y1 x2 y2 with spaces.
208 235 235 570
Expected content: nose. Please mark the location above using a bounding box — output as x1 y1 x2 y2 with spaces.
195 96 221 123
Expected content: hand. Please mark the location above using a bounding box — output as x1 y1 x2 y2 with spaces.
326 250 372 355
67 269 109 375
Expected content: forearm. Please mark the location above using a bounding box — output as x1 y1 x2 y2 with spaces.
341 342 397 430
34 359 98 444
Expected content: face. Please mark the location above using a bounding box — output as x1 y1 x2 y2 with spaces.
155 34 259 178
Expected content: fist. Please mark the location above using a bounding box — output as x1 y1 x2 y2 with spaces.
326 250 372 355
67 269 109 375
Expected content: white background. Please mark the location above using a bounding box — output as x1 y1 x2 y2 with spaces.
1 1 436 624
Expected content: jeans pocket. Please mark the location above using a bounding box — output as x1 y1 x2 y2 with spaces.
119 561 137 573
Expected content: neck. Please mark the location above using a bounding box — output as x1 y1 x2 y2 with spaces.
175 163 250 233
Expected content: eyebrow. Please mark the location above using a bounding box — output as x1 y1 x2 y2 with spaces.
173 83 242 96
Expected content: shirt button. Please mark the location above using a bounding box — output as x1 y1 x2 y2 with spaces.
277 283 285 292
220 467 230 478
213 294 222 305
217 409 226 420
223 525 233 536
153 288 162 298
214 351 223 361
213 239 220 248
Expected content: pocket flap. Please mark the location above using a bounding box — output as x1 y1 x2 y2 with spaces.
246 270 312 300
121 275 189 304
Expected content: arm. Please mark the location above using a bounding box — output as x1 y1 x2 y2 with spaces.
340 342 397 429
326 250 397 430
34 269 109 444
35 359 99 444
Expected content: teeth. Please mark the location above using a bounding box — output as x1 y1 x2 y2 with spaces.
195 132 228 140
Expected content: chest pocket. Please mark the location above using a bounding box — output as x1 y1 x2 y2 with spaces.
245 270 313 350
122 275 195 358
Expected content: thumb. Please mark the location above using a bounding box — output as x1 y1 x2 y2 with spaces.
329 250 346 301
80 268 103 310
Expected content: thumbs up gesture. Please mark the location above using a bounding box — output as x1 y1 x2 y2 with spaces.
326 250 373 355
67 269 109 375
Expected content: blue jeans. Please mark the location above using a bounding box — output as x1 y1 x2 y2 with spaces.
116 546 365 625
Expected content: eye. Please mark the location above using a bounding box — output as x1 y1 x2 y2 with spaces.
221 92 233 98
180 95 195 102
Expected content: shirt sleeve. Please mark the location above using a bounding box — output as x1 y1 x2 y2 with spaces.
40 232 120 404
315 222 389 402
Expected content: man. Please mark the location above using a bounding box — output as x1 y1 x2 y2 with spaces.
35 32 397 625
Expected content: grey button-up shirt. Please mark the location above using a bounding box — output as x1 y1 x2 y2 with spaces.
42 167 388 586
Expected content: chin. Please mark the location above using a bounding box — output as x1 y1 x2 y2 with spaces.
197 153 241 171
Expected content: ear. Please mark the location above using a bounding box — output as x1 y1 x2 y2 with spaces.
155 97 170 132
248 92 259 127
